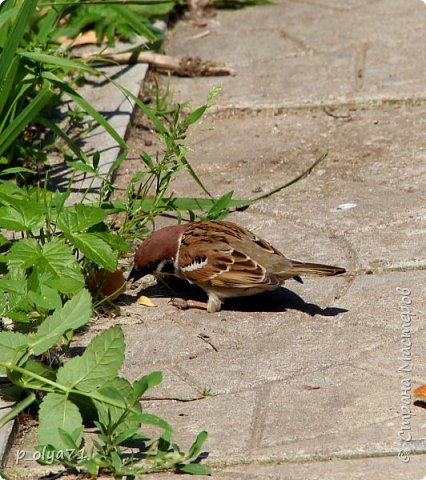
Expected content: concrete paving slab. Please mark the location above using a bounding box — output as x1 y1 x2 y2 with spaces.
114 271 425 467
165 0 426 108
48 59 148 203
142 454 426 480
158 103 426 274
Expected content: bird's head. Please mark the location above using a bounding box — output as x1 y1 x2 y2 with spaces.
128 224 187 282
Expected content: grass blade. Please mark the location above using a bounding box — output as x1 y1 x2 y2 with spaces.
0 0 38 90
0 84 53 157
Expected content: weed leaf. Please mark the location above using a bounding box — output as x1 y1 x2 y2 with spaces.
56 326 124 392
0 201 45 231
133 371 163 398
178 463 210 475
68 233 117 271
57 204 106 233
38 392 84 452
0 331 28 373
188 430 208 459
29 289 92 355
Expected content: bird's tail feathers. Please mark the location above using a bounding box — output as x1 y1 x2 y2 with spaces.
288 260 346 277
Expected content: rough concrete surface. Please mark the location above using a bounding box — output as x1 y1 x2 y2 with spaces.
122 0 426 477
2 0 426 479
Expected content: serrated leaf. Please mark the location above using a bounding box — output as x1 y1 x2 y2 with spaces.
56 326 124 392
18 359 56 389
0 331 29 374
57 204 106 233
0 200 45 231
0 278 26 295
8 238 84 295
29 289 92 356
92 231 132 254
41 239 84 294
37 393 83 451
68 232 117 271
7 238 41 269
27 283 62 311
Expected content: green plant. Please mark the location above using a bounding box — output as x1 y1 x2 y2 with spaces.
0 0 174 171
0 290 209 477
50 1 171 46
0 166 131 323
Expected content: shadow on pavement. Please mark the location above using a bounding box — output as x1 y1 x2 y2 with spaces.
125 277 348 317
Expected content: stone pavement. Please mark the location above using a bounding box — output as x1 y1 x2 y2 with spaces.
2 0 426 479
126 0 426 478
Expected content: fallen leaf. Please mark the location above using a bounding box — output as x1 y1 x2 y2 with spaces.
57 31 106 47
138 296 157 308
413 384 426 400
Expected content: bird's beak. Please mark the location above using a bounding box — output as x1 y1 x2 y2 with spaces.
128 266 144 283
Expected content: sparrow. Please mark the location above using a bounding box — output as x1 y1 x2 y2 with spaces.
128 220 346 313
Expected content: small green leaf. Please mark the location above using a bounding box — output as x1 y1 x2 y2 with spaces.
188 430 208 459
66 161 95 174
0 167 36 176
129 412 172 434
29 289 92 356
182 105 207 129
41 239 85 294
178 463 210 475
92 231 132 254
79 459 99 476
37 393 84 452
133 371 163 399
56 326 124 392
94 377 142 437
207 191 234 220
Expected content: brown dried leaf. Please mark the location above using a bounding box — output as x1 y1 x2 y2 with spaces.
138 296 157 308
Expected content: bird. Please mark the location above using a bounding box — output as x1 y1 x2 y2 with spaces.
128 220 346 313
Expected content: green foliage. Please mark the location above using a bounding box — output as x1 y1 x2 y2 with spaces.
51 1 173 46
0 0 169 170
0 175 130 321
0 292 209 477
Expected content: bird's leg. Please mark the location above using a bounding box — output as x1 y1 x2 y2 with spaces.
170 298 208 311
170 294 223 313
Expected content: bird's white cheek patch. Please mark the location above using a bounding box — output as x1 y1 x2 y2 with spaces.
181 257 208 272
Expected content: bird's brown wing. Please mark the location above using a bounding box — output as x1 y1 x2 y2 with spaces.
177 221 281 288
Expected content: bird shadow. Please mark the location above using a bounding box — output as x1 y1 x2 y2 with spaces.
124 277 348 317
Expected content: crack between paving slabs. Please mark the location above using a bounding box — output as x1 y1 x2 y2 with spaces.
206 96 426 117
